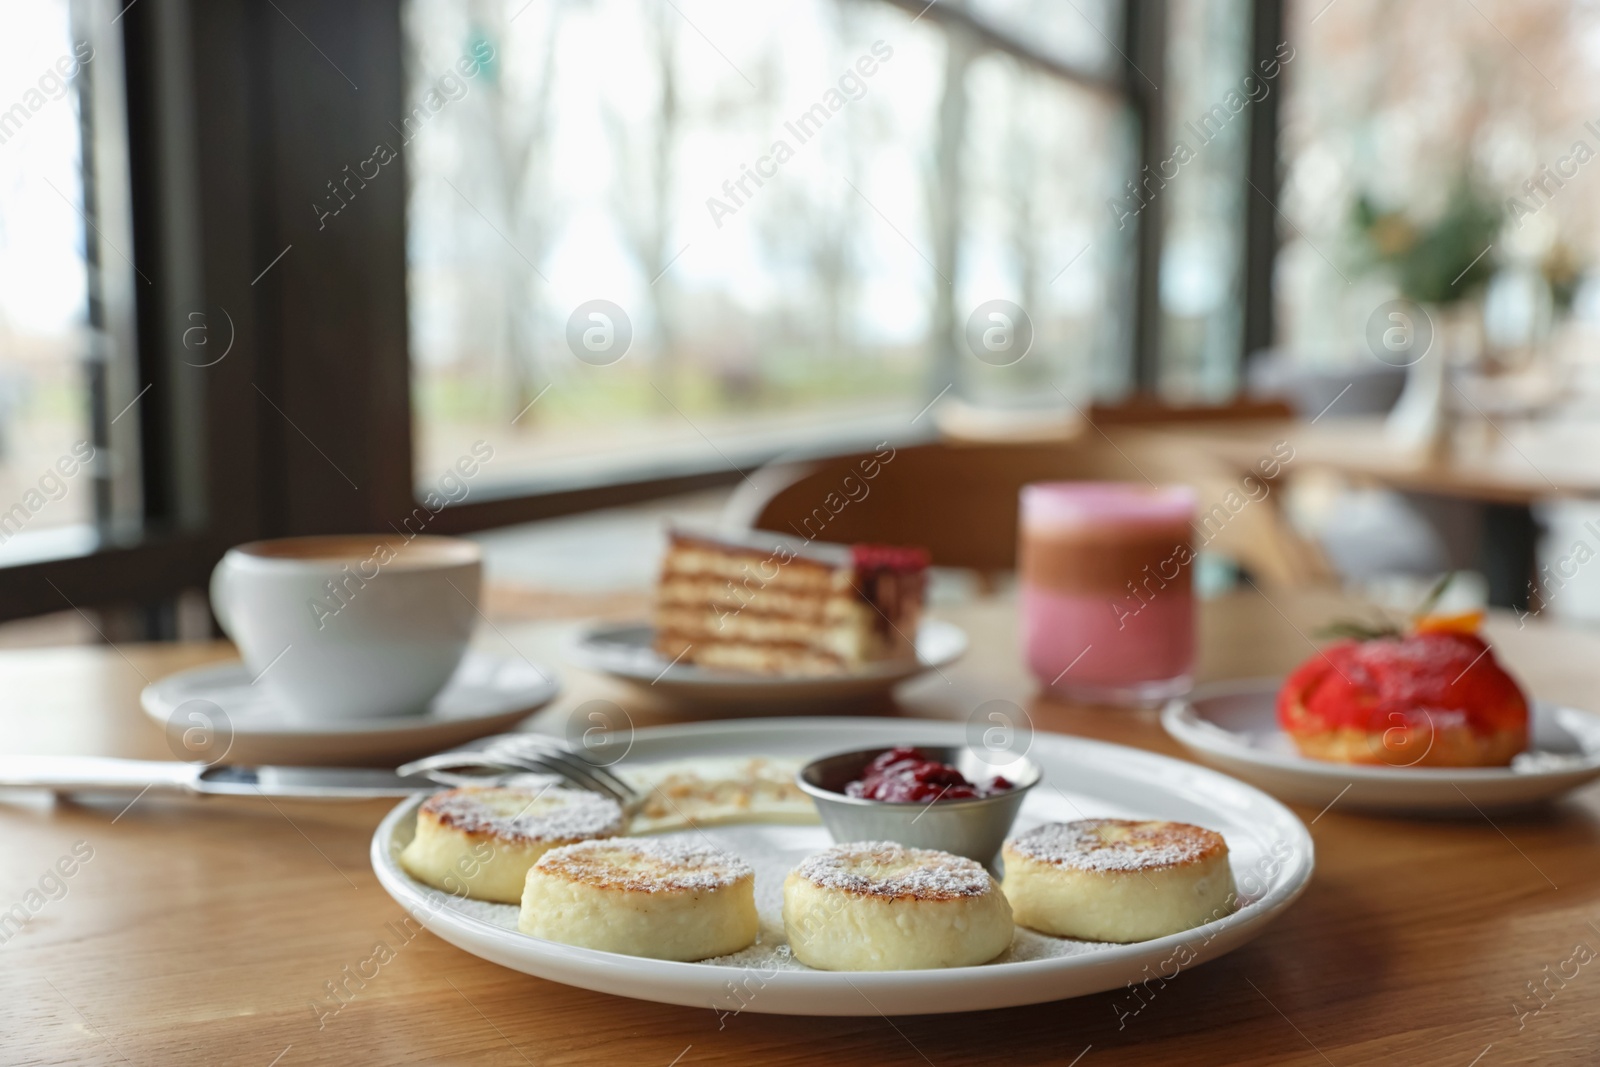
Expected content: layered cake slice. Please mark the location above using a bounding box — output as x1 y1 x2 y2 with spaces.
653 529 929 676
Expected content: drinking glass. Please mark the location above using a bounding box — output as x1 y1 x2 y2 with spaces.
1019 482 1197 706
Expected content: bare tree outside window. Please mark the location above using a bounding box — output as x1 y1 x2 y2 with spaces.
404 0 1131 495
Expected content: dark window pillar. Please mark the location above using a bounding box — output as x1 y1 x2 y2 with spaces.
1124 2 1166 393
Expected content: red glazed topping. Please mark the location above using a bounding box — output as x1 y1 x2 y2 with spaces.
1277 630 1528 737
844 747 1013 802
850 544 931 573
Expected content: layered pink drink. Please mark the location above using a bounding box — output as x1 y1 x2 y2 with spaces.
1019 483 1196 705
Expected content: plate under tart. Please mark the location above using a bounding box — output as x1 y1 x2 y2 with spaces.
1162 677 1600 813
370 717 1313 1016
140 650 559 765
561 619 967 707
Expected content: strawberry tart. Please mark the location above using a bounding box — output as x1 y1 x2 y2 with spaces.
1277 612 1529 768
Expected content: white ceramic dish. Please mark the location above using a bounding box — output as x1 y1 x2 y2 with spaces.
562 620 967 706
1162 677 1600 813
371 717 1313 1016
141 651 559 766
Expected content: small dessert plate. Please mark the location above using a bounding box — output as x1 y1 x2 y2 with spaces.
562 619 967 707
1162 678 1600 814
141 651 559 766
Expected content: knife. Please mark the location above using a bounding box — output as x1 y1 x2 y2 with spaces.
0 755 429 799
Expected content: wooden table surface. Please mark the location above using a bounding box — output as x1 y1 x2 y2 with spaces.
1142 417 1596 505
4 588 1600 1066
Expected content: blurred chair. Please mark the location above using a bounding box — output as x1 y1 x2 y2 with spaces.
725 440 1123 577
723 428 1331 589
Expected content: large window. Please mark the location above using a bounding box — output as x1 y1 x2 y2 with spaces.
1159 0 1254 400
0 0 1285 630
403 0 1136 496
0 1 101 560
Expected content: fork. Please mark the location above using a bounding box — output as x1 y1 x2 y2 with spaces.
397 734 641 811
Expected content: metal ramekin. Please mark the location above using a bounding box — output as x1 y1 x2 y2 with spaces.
796 745 1041 864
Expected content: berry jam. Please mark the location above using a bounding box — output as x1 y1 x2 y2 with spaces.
843 747 1014 802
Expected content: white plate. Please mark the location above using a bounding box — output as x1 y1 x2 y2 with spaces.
141 651 559 766
370 717 1313 1016
1162 678 1600 813
562 620 967 706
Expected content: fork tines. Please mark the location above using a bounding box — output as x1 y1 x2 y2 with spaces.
398 733 638 808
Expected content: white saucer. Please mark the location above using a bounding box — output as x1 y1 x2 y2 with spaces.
562 620 967 706
1162 677 1600 813
371 716 1312 1015
141 651 560 766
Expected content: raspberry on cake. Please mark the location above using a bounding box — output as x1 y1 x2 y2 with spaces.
1277 612 1529 767
653 529 929 676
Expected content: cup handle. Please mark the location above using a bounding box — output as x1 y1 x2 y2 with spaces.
209 553 238 640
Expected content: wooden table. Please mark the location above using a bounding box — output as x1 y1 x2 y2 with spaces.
1141 417 1596 506
4 589 1600 1066
1140 417 1599 609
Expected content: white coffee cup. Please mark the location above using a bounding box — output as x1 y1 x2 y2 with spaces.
209 534 482 720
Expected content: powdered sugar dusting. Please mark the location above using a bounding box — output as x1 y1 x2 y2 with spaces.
793 841 993 900
1008 819 1224 873
395 821 1214 975
421 786 623 844
536 837 754 893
